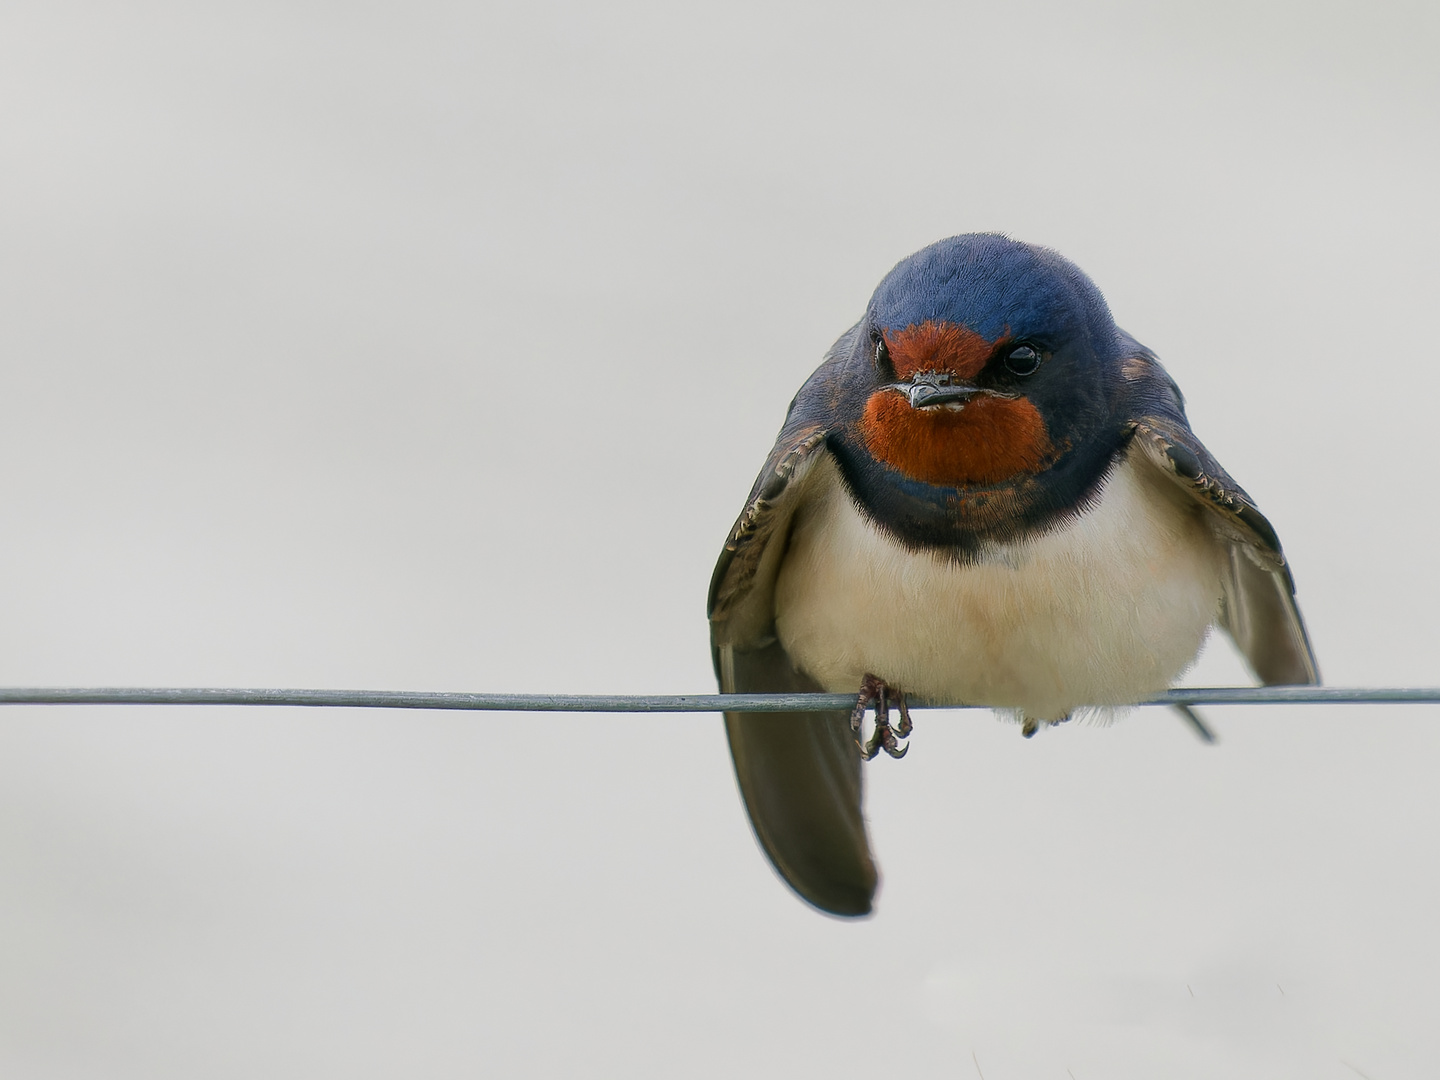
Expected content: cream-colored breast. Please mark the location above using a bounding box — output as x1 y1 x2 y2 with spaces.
772 448 1226 721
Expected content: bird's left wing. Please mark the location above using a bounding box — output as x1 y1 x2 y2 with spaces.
707 342 878 917
1120 346 1319 686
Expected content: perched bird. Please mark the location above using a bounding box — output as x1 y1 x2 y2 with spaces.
707 234 1317 917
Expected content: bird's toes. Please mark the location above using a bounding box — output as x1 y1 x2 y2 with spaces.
894 690 913 739
1020 712 1071 738
854 676 912 760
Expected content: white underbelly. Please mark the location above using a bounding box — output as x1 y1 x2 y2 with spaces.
773 449 1225 720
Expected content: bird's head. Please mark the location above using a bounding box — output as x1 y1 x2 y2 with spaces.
828 234 1131 551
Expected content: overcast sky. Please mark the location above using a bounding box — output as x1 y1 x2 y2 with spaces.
1 1 1438 1077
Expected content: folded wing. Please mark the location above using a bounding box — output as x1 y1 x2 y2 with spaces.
1123 348 1319 686
708 345 877 917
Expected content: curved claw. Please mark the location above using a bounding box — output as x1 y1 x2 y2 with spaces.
862 725 890 761
883 738 908 759
895 695 913 739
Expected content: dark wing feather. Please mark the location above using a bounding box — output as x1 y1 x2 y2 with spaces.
1121 346 1319 686
708 339 876 917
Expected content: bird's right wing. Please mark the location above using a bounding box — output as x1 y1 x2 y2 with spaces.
707 344 877 917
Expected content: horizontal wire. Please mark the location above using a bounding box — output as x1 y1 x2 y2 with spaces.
0 687 1436 712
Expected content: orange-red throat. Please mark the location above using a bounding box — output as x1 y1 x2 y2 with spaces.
860 393 1054 487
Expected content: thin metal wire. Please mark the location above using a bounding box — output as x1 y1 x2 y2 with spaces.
0 686 1435 712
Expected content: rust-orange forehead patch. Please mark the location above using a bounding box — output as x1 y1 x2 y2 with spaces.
883 320 1007 380
860 392 1054 487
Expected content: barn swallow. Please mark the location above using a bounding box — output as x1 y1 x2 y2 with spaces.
707 234 1318 917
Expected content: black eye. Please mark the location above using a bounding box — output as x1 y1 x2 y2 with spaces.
872 331 891 369
1004 344 1042 376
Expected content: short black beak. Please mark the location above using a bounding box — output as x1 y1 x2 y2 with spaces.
905 382 981 409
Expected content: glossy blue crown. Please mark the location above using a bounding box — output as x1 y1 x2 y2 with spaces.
868 233 1118 350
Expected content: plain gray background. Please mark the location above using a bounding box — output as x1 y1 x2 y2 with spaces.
1 1 1437 1077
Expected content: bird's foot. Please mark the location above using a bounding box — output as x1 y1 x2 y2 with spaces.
850 674 912 760
1021 713 1070 739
